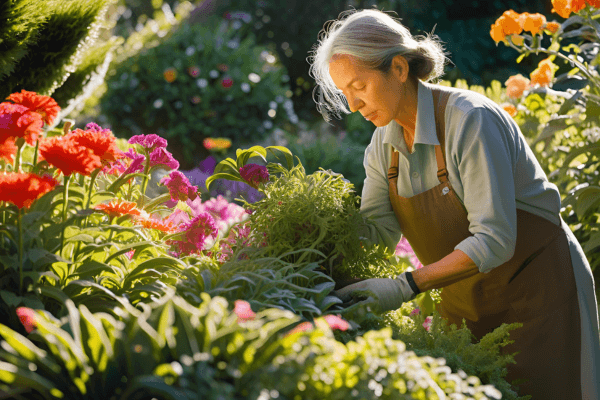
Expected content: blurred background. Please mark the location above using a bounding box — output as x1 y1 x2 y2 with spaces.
3 0 552 195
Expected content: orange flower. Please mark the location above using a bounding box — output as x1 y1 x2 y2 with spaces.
68 123 121 164
490 22 505 43
203 137 232 150
586 0 600 7
0 172 58 209
552 0 587 18
137 215 176 232
38 135 102 176
94 199 142 219
501 103 518 117
545 21 561 34
163 68 177 83
0 137 17 163
523 13 547 35
530 58 557 87
7 90 61 126
490 10 525 43
505 74 530 99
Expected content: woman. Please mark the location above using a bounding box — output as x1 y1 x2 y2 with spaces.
308 8 600 399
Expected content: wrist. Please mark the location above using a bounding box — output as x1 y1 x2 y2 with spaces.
403 271 421 296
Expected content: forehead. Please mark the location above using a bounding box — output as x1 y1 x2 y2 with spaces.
328 54 370 89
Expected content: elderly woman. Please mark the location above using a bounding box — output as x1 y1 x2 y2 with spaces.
308 8 600 399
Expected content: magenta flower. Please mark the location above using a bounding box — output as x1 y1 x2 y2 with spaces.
410 308 420 316
129 134 168 151
165 208 191 227
323 314 350 331
239 164 269 189
16 307 37 333
221 77 234 88
187 195 247 233
149 147 179 170
168 211 218 256
234 300 256 322
160 170 198 202
286 321 314 336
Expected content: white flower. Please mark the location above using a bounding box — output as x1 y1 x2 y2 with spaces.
241 83 251 93
153 99 163 108
248 73 261 83
263 120 273 129
185 46 195 56
227 40 239 49
269 101 277 109
232 20 242 30
209 70 219 78
196 78 208 88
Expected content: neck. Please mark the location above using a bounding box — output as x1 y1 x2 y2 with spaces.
394 76 419 138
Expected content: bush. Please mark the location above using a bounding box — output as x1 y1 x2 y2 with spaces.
99 15 296 169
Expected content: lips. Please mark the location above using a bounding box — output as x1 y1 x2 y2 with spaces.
364 111 377 121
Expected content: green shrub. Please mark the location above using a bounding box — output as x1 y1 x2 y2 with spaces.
0 292 510 399
99 15 296 169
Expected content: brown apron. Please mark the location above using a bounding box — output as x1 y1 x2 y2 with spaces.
387 87 582 399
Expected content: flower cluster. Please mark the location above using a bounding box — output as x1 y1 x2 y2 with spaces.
160 170 198 202
168 212 219 256
286 314 350 336
490 10 560 44
0 173 58 209
504 57 558 100
551 0 599 19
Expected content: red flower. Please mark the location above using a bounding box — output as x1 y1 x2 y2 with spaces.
221 77 234 88
38 135 102 176
0 103 44 145
7 90 61 126
68 123 121 164
234 300 256 322
239 164 269 189
94 199 143 219
286 321 314 336
0 173 58 209
0 136 17 163
16 307 37 333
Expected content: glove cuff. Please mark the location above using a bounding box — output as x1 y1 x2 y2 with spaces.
404 271 421 296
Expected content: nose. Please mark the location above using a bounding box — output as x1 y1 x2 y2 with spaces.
348 96 363 113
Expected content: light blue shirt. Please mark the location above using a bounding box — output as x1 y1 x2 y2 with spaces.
359 80 562 273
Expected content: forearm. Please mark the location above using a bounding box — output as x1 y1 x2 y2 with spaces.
411 249 480 292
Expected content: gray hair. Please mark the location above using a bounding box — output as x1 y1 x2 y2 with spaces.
307 8 448 122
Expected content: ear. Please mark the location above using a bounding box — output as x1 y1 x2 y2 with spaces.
391 54 409 83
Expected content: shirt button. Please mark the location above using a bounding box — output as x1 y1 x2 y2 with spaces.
412 171 419 179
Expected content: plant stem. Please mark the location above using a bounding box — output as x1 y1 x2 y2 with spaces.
17 208 23 295
32 139 39 167
60 175 71 258
74 169 100 261
14 138 25 173
140 150 151 207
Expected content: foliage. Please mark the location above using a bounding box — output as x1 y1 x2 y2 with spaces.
99 14 295 169
0 0 119 113
0 292 510 400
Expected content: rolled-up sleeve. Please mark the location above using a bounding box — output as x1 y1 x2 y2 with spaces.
452 108 518 273
358 129 402 252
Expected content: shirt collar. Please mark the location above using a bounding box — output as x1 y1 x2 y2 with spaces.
382 80 440 155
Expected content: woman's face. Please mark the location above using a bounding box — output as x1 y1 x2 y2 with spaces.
328 54 409 127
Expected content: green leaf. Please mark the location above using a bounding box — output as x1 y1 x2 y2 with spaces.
0 291 22 307
0 360 58 394
69 260 115 279
213 157 238 175
37 286 70 305
107 173 147 194
266 145 294 170
559 143 600 175
575 186 600 218
26 248 71 268
205 173 246 191
104 241 156 264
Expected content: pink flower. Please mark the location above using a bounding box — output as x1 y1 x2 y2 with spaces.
234 300 256 322
160 170 198 202
129 134 168 151
149 147 179 170
125 249 135 260
221 77 234 88
410 308 420 316
395 237 423 269
165 208 191 227
323 314 350 331
286 321 314 336
168 211 218 256
239 164 269 189
16 307 37 333
423 316 433 331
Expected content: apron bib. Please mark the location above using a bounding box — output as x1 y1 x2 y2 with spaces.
387 88 582 398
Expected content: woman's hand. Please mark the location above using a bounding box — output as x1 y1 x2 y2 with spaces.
333 272 417 312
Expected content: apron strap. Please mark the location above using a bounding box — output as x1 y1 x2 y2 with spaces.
433 89 451 184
